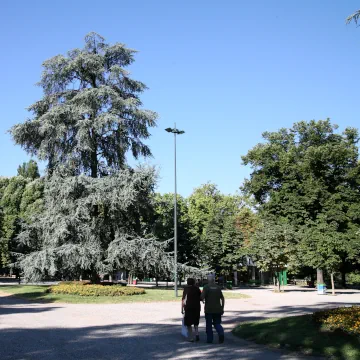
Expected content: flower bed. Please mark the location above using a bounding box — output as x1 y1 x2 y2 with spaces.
47 284 145 297
313 306 360 336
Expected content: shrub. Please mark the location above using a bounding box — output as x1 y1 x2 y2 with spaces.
248 280 261 286
48 284 145 297
58 281 91 286
313 306 360 336
347 272 360 285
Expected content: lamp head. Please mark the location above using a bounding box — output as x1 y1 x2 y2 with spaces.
165 127 185 134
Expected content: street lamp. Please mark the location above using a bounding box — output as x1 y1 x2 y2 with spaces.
165 124 185 297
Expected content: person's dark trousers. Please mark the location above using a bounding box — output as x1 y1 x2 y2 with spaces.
205 313 224 343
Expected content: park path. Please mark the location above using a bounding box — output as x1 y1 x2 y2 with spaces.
1 286 360 360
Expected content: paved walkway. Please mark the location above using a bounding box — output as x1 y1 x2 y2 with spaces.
1 286 359 360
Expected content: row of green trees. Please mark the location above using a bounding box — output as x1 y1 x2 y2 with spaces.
2 124 360 288
0 165 255 282
152 185 257 276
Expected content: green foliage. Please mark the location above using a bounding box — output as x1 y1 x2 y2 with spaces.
0 177 10 199
1 177 28 224
0 176 29 266
347 271 360 285
298 219 354 274
187 183 254 273
10 33 157 178
106 235 174 278
234 207 259 245
19 178 44 222
47 283 145 296
242 120 359 221
59 280 91 285
152 193 197 267
0 207 4 267
17 160 40 179
0 175 45 268
205 207 244 275
14 168 203 282
246 221 300 273
187 183 221 250
242 119 360 278
17 167 159 281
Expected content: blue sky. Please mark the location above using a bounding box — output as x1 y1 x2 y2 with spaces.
1 0 359 196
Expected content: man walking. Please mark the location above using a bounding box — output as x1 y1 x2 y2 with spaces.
201 274 225 344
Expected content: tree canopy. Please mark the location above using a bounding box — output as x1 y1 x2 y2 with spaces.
17 160 40 180
187 183 251 274
17 168 158 281
152 193 197 267
10 32 157 178
7 34 166 281
242 119 360 285
0 170 44 269
245 221 300 290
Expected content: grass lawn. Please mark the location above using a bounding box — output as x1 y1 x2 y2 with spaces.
0 285 249 304
233 315 360 360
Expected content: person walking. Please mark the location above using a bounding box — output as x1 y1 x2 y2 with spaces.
181 278 201 342
201 273 225 344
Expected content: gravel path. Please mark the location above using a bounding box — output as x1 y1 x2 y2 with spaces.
1 286 359 360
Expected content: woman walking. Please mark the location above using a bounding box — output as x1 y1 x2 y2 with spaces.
181 278 201 342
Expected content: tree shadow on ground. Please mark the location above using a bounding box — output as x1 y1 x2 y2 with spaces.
0 277 20 284
0 323 315 360
0 305 58 315
1 287 359 359
0 292 60 315
0 285 57 304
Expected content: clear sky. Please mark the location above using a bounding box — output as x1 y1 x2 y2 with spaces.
1 0 359 196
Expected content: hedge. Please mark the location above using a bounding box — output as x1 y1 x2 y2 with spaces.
59 281 91 286
47 284 146 297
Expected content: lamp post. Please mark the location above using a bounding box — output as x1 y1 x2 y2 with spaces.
165 124 185 297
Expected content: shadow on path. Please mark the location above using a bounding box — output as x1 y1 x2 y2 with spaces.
0 290 60 316
0 323 314 360
0 305 58 316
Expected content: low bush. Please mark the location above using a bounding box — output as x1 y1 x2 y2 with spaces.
347 272 360 285
58 281 91 286
292 279 308 286
313 306 360 336
247 280 261 285
48 284 145 297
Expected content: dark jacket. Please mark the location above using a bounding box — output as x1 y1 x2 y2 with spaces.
182 285 201 310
